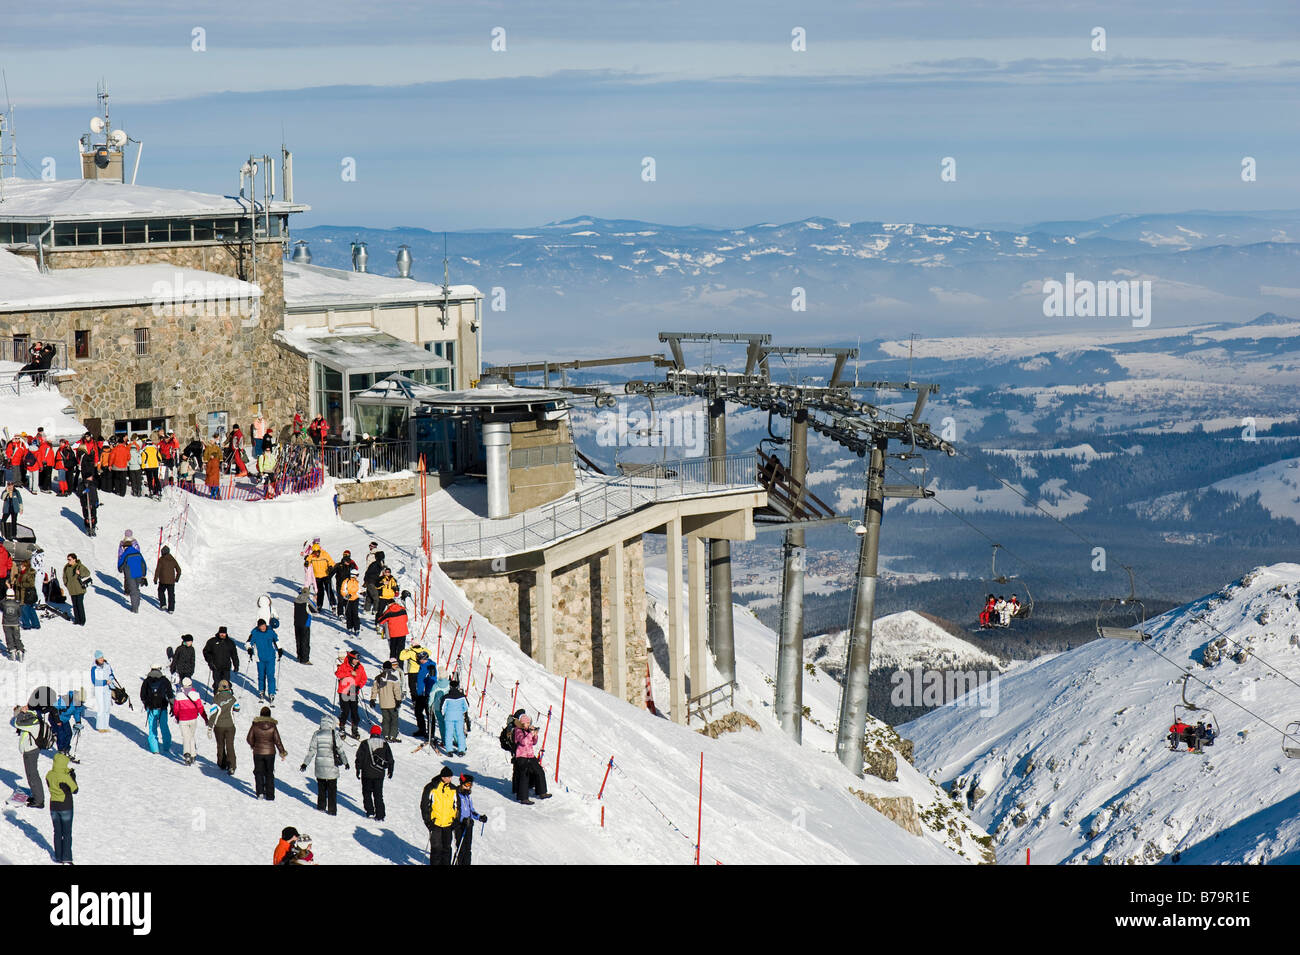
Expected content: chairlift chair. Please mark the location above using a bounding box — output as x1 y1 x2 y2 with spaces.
1096 565 1150 642
1169 673 1218 753
989 543 1034 620
1283 721 1300 760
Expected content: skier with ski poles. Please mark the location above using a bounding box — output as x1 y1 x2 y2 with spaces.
245 619 281 704
453 773 487 865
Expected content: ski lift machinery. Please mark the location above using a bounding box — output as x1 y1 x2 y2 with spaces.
1096 565 1150 642
989 543 1033 620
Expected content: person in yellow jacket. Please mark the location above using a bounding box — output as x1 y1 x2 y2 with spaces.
420 767 459 865
304 542 335 612
340 570 361 636
140 439 162 498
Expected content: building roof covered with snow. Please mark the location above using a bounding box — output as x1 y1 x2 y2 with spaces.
0 176 308 222
0 247 261 314
283 261 479 312
274 326 451 376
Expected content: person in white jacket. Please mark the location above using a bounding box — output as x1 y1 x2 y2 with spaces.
90 652 115 733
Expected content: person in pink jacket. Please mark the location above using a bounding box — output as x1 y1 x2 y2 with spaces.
172 678 210 766
511 714 550 805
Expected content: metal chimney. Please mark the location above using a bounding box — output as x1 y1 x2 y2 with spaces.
396 244 412 278
291 239 312 264
351 241 368 273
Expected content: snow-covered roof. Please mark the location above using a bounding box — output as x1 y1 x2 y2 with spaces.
274 326 451 374
0 247 261 313
283 261 480 311
353 373 453 405
417 381 569 411
0 177 308 222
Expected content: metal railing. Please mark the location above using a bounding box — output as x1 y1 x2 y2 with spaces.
322 439 411 480
0 369 60 397
431 451 759 560
687 680 738 725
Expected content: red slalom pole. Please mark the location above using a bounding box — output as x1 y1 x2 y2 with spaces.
695 752 703 866
598 757 613 799
479 659 491 718
445 625 461 668
554 677 567 783
540 706 553 760
511 681 519 713
467 634 477 679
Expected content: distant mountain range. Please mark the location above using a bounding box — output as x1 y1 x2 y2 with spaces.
295 210 1300 358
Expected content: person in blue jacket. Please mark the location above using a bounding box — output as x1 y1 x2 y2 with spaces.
54 691 86 761
115 540 148 614
440 677 470 757
430 672 451 749
245 619 282 703
414 651 438 742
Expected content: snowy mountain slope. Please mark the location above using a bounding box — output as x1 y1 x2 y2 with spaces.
901 564 1300 864
1211 458 1300 525
805 611 1006 675
644 567 993 862
0 482 969 866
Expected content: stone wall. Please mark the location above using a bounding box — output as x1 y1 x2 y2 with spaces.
334 475 418 504
1 241 308 432
457 536 648 706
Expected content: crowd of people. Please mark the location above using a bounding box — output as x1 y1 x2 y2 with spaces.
5 516 544 865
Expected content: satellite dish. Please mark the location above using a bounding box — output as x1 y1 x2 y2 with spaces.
109 129 127 148
89 116 105 134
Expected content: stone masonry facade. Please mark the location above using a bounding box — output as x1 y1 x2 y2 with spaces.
1 240 308 433
457 536 648 706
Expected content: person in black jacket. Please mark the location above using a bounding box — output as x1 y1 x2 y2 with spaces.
203 627 240 687
355 725 394 822
76 475 99 537
169 633 196 685
333 550 358 612
363 552 384 616
139 666 174 755
293 587 316 664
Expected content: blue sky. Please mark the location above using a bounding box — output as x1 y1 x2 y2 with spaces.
2 0 1297 229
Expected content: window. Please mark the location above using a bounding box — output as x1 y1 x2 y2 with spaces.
11 334 29 364
135 381 153 409
74 330 91 360
134 328 150 356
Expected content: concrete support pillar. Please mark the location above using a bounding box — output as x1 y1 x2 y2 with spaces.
687 534 709 706
612 538 628 704
776 407 809 742
537 565 555 672
666 515 685 724
707 396 735 682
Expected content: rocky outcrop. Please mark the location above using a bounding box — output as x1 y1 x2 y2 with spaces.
696 711 761 738
850 788 924 837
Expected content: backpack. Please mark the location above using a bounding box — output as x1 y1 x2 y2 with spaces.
34 717 54 750
499 717 518 754
142 678 170 710
23 451 36 468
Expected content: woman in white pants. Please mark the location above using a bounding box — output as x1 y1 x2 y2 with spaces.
90 652 114 732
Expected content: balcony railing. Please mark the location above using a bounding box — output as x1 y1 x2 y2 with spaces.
431 451 759 560
322 439 411 480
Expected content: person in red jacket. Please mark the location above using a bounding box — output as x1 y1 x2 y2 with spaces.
335 649 367 739
978 594 996 629
38 440 56 494
376 598 410 662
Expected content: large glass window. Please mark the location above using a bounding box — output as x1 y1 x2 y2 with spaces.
315 364 344 436
99 221 125 245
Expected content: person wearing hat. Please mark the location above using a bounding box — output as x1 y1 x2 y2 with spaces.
512 714 550 805
90 652 116 733
299 715 349 815
412 650 438 742
333 549 358 613
172 677 210 766
420 767 459 865
293 586 317 663
335 650 368 740
168 633 197 686
376 596 409 663
246 706 288 800
246 619 282 704
453 773 487 865
283 833 316 865
440 677 470 757
370 659 405 742
208 679 240 775
398 643 429 737
139 666 175 756
154 545 182 614
204 627 240 688
339 570 361 637
355 725 394 822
